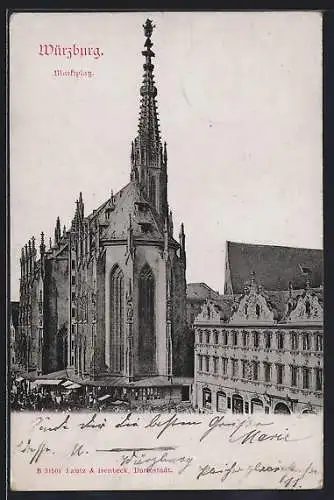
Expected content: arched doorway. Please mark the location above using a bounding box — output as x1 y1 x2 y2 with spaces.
251 398 264 414
274 402 291 414
232 394 244 414
216 391 227 412
301 407 315 415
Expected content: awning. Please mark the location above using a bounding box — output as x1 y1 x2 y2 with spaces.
98 394 111 402
15 376 24 382
111 400 129 406
65 383 81 390
62 380 74 388
31 379 63 386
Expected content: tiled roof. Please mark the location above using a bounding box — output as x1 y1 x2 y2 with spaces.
187 283 220 300
226 241 323 294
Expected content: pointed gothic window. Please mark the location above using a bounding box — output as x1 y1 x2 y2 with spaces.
138 264 156 373
110 265 125 373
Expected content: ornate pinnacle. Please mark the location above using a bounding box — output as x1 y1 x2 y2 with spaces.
143 18 155 38
40 232 45 254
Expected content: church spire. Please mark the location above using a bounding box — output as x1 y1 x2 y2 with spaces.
131 19 168 219
137 19 161 158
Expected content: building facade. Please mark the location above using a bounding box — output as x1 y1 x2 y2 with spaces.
194 248 323 415
17 19 190 384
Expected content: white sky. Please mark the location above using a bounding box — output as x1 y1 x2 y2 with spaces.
10 11 323 300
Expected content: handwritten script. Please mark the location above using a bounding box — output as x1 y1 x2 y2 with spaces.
11 411 323 490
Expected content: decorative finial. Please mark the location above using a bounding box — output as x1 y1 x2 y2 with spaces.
143 18 155 38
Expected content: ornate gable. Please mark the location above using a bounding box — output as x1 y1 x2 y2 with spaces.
286 280 323 323
195 299 221 324
229 273 275 324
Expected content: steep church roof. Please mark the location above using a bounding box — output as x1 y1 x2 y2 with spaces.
98 181 176 244
225 241 323 294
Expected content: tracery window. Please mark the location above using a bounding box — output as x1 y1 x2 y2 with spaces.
110 265 125 373
139 264 156 373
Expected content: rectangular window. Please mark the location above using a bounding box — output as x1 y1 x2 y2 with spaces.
315 335 323 351
302 334 310 351
253 331 259 348
222 357 228 375
302 367 310 389
213 356 219 374
264 362 271 382
205 355 210 373
277 332 284 350
213 330 219 344
232 331 238 346
291 333 298 351
222 331 228 346
276 364 284 385
231 358 238 378
253 361 259 380
315 368 322 391
265 332 271 349
198 331 203 344
198 355 203 372
71 324 75 334
291 365 298 387
242 331 248 347
71 276 76 285
72 259 76 268
242 360 248 379
72 307 75 318
206 331 211 344
71 292 76 301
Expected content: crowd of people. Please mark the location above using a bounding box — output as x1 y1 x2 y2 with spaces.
10 376 196 413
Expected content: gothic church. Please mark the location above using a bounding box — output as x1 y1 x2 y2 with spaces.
17 19 190 384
